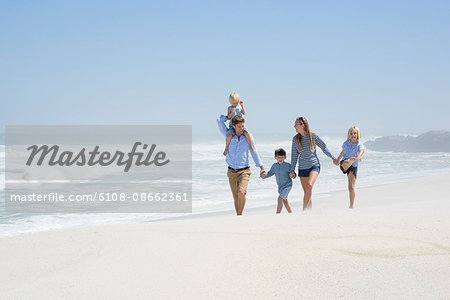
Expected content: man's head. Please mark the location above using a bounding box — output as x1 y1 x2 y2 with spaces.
232 116 245 136
274 148 286 164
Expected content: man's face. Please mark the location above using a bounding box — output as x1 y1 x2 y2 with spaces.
233 122 245 136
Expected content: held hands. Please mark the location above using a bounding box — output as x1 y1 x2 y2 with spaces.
259 166 265 179
333 159 340 166
289 171 296 179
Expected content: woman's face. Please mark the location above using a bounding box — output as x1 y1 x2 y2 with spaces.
294 119 306 134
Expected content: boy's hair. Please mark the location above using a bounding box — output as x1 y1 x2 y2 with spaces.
232 116 245 126
229 92 240 104
347 126 362 141
274 148 286 157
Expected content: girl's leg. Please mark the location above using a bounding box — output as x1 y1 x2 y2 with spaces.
347 172 356 208
276 197 283 213
283 198 292 213
300 172 319 210
243 131 256 153
223 133 232 156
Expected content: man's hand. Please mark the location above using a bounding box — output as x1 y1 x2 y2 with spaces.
259 166 265 177
333 158 340 166
260 171 266 179
289 171 296 179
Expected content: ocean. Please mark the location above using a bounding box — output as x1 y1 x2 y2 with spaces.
1 136 450 237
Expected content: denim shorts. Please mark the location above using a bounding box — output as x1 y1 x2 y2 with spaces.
298 166 320 178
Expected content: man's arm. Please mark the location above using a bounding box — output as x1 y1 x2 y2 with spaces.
248 134 264 173
216 115 228 138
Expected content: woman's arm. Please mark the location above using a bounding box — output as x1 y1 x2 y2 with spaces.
290 137 299 172
314 134 336 161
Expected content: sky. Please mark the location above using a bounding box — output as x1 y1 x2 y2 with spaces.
1 0 449 139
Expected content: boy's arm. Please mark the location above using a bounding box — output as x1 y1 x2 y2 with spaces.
263 165 275 179
240 101 246 115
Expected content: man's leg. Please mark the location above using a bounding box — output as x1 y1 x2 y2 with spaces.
236 169 251 215
227 169 240 214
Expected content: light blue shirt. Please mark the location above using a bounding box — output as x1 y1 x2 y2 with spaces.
217 115 262 169
264 162 292 193
342 140 365 167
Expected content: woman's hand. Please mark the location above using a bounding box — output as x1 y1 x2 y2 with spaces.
333 158 340 166
289 171 296 178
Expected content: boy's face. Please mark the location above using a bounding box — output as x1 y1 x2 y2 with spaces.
275 155 286 164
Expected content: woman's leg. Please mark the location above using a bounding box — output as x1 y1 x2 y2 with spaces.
347 172 356 208
300 171 319 210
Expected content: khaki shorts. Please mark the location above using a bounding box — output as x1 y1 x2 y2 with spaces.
227 168 251 201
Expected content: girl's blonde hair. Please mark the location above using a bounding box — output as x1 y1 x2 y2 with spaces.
295 117 315 152
347 126 362 141
229 92 240 104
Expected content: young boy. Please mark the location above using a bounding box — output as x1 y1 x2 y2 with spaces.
261 148 295 213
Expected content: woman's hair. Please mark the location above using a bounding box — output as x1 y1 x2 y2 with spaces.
229 92 240 105
347 126 362 141
295 117 315 152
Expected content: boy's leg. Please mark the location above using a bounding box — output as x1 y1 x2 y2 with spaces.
223 133 232 156
276 197 283 213
243 131 256 153
282 198 292 213
347 172 356 208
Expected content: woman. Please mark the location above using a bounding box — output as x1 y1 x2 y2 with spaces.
289 117 336 210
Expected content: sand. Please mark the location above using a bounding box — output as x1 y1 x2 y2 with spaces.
1 175 449 299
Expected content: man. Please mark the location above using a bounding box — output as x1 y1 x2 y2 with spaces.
217 115 265 215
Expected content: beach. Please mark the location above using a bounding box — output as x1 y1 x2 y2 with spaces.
1 174 449 299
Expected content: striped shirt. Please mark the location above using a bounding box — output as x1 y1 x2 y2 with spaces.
290 133 336 171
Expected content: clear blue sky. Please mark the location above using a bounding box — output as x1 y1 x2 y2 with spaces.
1 0 449 138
